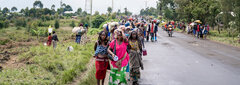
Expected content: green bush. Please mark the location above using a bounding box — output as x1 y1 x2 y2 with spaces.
70 20 76 28
91 15 106 28
14 17 27 27
80 16 90 26
31 27 48 37
0 20 4 29
87 28 102 35
55 20 60 29
0 39 10 45
0 20 10 29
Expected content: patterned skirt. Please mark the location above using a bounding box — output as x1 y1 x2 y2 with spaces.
109 65 127 85
130 68 140 82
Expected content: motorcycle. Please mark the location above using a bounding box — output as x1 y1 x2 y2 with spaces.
167 27 173 37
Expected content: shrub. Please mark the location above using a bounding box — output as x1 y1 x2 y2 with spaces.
91 15 106 28
0 39 10 45
55 20 60 29
0 20 4 29
80 16 90 26
15 17 27 27
0 20 10 28
70 20 75 28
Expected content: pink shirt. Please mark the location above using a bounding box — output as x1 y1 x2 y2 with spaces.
109 40 129 68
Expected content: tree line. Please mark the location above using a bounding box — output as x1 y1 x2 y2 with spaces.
140 0 240 34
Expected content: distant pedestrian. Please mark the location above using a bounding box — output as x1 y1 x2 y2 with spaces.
47 33 52 46
52 31 59 49
76 23 84 44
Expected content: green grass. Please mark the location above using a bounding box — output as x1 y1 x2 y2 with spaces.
59 19 80 27
78 65 97 85
0 26 97 84
208 35 240 47
0 27 34 42
0 18 105 85
0 41 95 84
174 28 240 47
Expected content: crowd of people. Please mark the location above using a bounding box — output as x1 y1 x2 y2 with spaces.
47 30 59 49
161 20 210 39
187 21 210 39
45 16 212 85
93 16 160 85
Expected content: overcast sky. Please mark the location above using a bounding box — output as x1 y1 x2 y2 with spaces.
0 0 158 14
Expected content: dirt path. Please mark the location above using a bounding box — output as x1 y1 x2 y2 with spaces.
0 41 39 69
68 58 95 85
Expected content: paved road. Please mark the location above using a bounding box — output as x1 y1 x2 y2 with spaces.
139 29 240 85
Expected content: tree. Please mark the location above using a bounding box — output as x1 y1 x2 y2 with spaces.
234 0 240 33
33 1 43 9
117 9 121 15
82 11 88 17
123 8 132 16
24 7 30 17
20 9 25 14
2 7 9 14
140 7 158 17
77 8 82 15
157 0 175 16
94 11 100 16
11 7 17 12
51 5 55 10
51 5 56 15
92 15 106 28
70 20 75 28
124 8 128 15
62 3 66 8
107 7 112 14
64 5 73 11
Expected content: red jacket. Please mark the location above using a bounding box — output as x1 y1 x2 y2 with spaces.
197 25 200 32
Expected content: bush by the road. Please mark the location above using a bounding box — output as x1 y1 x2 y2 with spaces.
91 15 106 28
55 20 60 29
0 20 9 29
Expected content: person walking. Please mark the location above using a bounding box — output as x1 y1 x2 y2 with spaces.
108 28 129 85
76 23 84 44
47 33 52 46
52 31 59 49
128 31 144 85
94 31 110 85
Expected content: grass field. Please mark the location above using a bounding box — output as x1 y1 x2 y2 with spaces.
0 19 102 84
172 27 240 47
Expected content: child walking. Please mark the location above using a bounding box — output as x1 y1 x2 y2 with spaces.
94 31 110 85
47 33 52 46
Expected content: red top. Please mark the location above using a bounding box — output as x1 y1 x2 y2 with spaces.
197 25 200 32
48 36 52 41
151 23 154 33
207 25 209 31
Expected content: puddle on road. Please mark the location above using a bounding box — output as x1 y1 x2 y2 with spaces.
207 53 215 56
142 59 152 62
161 42 173 46
188 41 199 46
